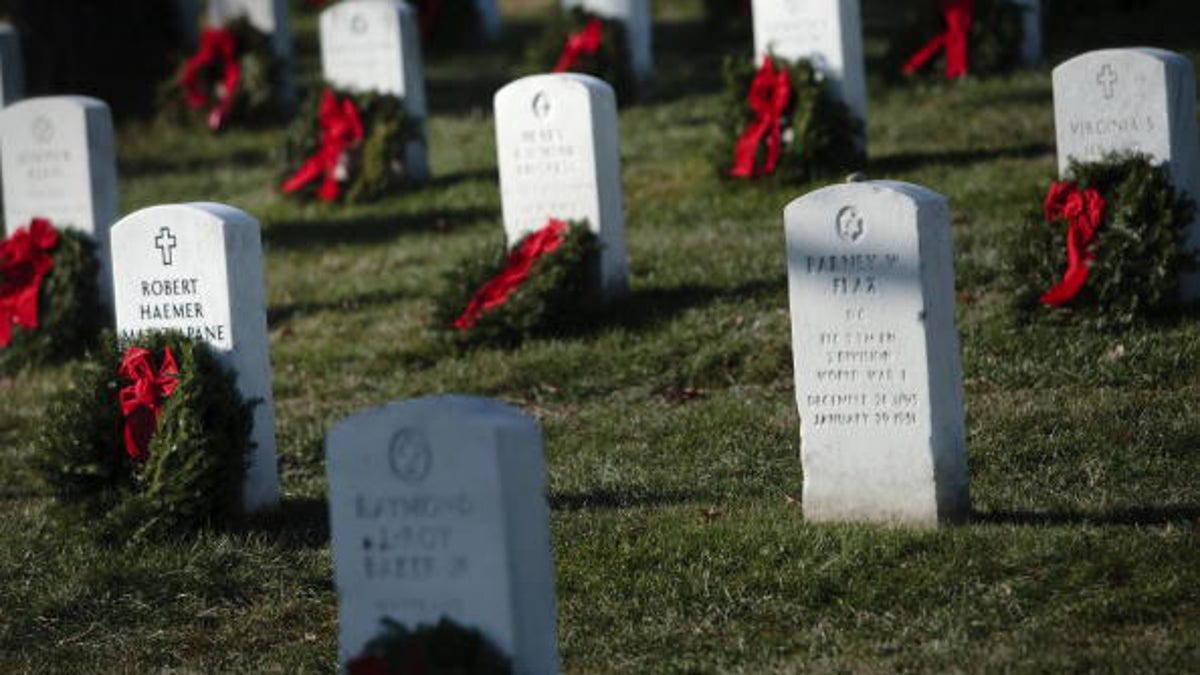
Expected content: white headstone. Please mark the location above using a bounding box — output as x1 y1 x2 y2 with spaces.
0 24 25 107
473 0 503 41
319 0 429 180
1011 0 1041 66
494 73 629 295
751 0 867 137
1053 48 1200 298
206 0 295 101
561 0 653 81
326 395 558 675
0 96 118 303
111 203 280 512
784 180 968 527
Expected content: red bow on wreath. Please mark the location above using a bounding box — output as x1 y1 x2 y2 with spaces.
1040 180 1106 307
118 346 180 462
280 89 365 202
902 0 973 79
180 27 242 131
453 219 569 330
729 56 793 179
0 218 59 348
553 17 604 73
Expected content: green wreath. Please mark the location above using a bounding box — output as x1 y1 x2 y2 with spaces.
715 55 863 183
0 224 104 374
526 8 636 105
345 617 512 674
35 333 254 542
158 17 287 129
1007 153 1197 328
884 0 1024 80
431 220 601 347
281 87 420 203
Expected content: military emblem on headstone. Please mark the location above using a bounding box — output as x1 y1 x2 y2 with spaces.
836 206 864 243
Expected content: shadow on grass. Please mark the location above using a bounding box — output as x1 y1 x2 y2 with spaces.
973 505 1200 527
120 147 274 178
868 142 1054 174
577 277 783 335
238 496 330 549
268 288 414 327
263 206 496 250
551 486 709 512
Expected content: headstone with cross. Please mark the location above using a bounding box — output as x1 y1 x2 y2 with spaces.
326 395 559 675
784 180 968 527
0 96 119 304
493 73 629 296
561 0 653 83
319 0 429 180
0 23 25 107
1053 48 1200 298
110 202 280 512
206 0 296 104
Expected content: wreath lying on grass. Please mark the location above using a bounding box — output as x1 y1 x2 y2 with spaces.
0 218 103 374
527 8 635 104
281 87 420 203
346 617 512 675
159 18 286 131
411 0 488 50
717 55 863 182
1007 153 1197 327
431 219 601 346
35 333 254 542
885 0 1024 80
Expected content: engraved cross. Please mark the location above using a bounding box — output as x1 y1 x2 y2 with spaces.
154 227 177 266
1097 64 1118 100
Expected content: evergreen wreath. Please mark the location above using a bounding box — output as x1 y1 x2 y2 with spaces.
35 333 254 542
345 617 512 675
716 55 863 183
1007 153 1197 327
411 0 487 51
0 221 104 374
158 17 286 130
885 0 1024 80
281 87 420 203
431 220 601 347
526 8 636 105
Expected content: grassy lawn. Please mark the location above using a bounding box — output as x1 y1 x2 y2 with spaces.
3 0 1200 672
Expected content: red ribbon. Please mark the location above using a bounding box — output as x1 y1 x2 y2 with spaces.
118 347 180 462
728 56 793 179
453 219 570 331
902 0 973 79
180 27 242 131
0 218 59 348
1040 181 1106 307
280 89 365 202
552 18 604 73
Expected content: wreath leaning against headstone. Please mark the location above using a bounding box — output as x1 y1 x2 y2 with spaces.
885 0 1025 81
526 8 636 105
345 617 513 674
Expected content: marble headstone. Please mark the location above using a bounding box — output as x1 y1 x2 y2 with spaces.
562 0 653 82
473 0 503 41
326 395 558 675
0 24 25 107
207 0 295 101
1053 48 1200 297
319 0 429 179
494 73 629 295
0 96 118 303
111 203 280 512
750 0 867 139
1011 0 1041 66
784 181 968 526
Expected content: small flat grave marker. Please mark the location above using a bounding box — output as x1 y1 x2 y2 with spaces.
494 73 629 295
784 180 968 526
326 395 559 675
111 202 280 512
0 96 118 303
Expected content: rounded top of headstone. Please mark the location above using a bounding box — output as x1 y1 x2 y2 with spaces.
0 23 16 36
329 395 534 441
321 0 412 20
112 202 259 234
1053 47 1192 79
495 73 616 110
785 180 946 220
1 95 110 116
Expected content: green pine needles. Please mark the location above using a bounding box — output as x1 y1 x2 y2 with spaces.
0 227 104 375
716 55 863 183
282 87 420 203
885 0 1024 80
1007 153 1197 327
431 221 602 347
347 617 512 674
526 8 636 105
35 333 254 542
